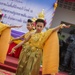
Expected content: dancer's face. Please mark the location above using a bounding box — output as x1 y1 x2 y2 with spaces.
27 22 33 31
35 22 44 32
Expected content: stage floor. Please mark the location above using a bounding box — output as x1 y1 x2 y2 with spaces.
0 56 69 75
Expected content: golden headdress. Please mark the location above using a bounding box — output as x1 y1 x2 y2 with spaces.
31 17 37 30
32 9 45 22
38 9 45 20
31 17 37 22
37 9 46 26
31 9 46 27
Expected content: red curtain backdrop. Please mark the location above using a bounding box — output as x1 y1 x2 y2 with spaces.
7 42 22 58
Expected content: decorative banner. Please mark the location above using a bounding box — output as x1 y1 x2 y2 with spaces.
0 0 57 32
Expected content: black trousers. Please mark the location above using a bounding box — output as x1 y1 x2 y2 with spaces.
62 42 75 70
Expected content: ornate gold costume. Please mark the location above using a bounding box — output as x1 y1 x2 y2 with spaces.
16 29 59 75
0 23 10 63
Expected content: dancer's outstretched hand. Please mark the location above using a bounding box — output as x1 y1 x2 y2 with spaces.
16 25 22 28
9 25 22 28
61 24 70 28
9 48 16 54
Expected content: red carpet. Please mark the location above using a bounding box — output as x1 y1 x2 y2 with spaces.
0 56 69 75
56 72 68 75
0 56 18 73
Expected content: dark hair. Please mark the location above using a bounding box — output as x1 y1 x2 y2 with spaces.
35 19 46 26
0 14 2 18
27 19 33 23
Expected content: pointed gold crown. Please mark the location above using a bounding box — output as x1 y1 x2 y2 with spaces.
31 17 37 22
38 9 45 19
31 17 37 30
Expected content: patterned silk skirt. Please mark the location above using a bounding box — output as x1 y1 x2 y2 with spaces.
16 44 43 75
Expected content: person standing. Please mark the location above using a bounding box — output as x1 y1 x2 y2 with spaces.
8 19 35 57
0 10 21 63
11 19 70 75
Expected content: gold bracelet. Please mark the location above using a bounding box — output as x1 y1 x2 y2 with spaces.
59 25 63 29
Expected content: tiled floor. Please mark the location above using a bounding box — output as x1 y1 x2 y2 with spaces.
0 69 69 75
0 69 15 75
